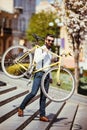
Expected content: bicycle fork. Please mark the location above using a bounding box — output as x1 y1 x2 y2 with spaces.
56 57 61 86
56 67 61 86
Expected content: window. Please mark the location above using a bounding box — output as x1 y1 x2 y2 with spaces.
20 17 25 32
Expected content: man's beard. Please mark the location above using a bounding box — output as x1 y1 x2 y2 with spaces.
45 43 51 49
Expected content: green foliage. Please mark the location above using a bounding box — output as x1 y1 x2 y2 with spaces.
26 11 58 44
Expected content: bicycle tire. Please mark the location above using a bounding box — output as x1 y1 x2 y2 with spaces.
1 45 32 78
41 66 75 102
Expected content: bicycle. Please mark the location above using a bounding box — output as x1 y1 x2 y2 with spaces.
1 34 75 102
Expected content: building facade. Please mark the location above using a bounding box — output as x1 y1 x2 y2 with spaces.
0 10 13 56
0 0 36 57
12 0 36 46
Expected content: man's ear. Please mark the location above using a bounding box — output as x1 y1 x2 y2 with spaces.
45 39 46 43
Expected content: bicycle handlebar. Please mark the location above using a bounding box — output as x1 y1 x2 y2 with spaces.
32 33 44 41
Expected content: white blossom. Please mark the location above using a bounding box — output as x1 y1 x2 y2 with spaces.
65 0 87 44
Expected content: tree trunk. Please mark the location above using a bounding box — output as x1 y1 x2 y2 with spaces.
74 45 80 93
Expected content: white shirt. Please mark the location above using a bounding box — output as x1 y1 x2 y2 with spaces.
34 45 52 71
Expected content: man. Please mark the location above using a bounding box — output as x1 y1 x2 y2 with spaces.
18 34 55 122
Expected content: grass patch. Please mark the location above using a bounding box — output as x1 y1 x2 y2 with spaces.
51 71 73 91
78 76 87 96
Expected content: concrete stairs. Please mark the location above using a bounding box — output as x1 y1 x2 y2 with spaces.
0 80 87 130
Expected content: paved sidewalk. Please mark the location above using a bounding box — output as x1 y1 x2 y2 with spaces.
0 71 32 90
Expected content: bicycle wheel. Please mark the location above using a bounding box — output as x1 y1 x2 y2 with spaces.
1 45 32 78
41 67 75 102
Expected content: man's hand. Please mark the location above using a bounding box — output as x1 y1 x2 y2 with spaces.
51 57 58 63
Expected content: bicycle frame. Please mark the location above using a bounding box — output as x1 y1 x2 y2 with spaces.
15 45 70 83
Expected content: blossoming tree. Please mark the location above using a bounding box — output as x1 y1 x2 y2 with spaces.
64 0 87 92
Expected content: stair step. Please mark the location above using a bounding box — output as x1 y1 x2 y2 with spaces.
23 102 65 130
0 99 51 130
0 94 40 123
70 93 87 104
0 89 29 106
0 71 87 130
72 105 87 130
50 102 78 130
15 100 51 130
0 85 17 94
0 95 26 123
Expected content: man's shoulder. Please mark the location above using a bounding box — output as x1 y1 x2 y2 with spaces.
36 45 46 50
41 45 46 49
35 45 44 52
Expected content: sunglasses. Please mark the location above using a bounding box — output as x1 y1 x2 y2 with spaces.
47 39 54 43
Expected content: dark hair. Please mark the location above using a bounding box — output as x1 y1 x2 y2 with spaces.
45 34 55 39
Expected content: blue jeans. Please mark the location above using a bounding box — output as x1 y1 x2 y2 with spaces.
20 71 50 116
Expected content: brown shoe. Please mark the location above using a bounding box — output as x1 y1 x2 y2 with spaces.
18 108 23 117
40 116 49 122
